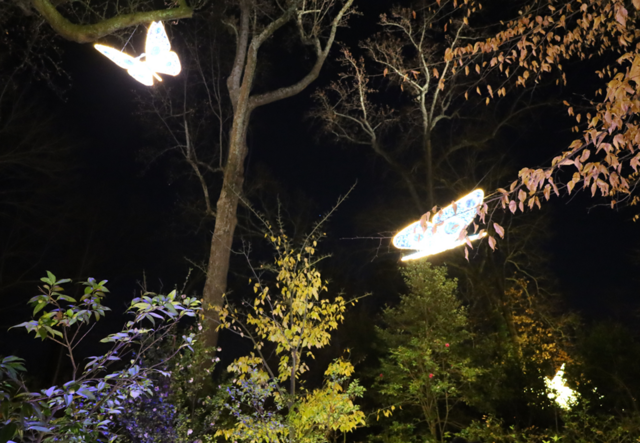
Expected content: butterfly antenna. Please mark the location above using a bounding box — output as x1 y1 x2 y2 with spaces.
121 25 139 52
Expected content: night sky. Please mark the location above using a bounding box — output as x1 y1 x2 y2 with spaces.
2 0 640 374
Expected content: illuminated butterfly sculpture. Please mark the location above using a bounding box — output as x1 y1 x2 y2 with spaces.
94 21 181 86
393 189 486 261
544 363 579 410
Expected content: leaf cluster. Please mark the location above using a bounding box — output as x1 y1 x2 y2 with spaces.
373 261 483 442
215 229 365 443
1 272 201 443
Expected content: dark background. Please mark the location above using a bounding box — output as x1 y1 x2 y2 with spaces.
1 1 639 382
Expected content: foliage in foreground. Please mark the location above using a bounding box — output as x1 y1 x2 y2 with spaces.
214 227 365 443
114 324 224 443
371 262 482 443
0 272 200 443
3 257 640 443
365 262 640 443
459 407 640 443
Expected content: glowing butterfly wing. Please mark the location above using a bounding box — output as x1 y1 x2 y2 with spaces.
147 51 181 76
392 221 434 250
392 189 485 260
94 44 137 70
146 21 171 55
126 63 155 86
145 21 181 76
431 189 484 242
94 44 155 86
399 232 487 261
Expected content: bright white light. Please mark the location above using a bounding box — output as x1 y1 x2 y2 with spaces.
94 21 181 86
392 189 485 261
545 364 579 410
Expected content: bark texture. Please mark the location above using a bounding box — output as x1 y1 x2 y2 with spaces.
201 0 354 348
30 0 193 43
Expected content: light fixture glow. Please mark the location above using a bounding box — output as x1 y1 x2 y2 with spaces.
544 364 579 410
392 189 485 261
94 21 181 86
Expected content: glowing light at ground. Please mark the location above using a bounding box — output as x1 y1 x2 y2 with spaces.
392 189 485 260
545 364 579 410
94 21 181 86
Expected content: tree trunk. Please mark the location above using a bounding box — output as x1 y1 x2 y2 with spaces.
425 129 434 210
200 0 254 348
201 129 248 347
199 0 354 350
201 89 252 346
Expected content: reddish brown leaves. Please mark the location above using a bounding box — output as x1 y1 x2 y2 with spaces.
419 212 431 231
446 0 640 253
493 222 505 238
615 5 628 26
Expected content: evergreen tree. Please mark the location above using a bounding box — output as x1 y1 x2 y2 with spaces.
375 261 482 443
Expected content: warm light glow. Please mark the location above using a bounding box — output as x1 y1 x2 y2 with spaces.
94 21 181 86
392 189 484 261
545 364 579 410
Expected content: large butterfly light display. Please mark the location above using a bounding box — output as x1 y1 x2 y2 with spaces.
393 189 486 261
94 21 181 86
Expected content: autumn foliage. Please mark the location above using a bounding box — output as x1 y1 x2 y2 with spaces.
329 0 640 250
454 0 640 240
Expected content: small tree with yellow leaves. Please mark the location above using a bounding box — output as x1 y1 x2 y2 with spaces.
214 225 365 443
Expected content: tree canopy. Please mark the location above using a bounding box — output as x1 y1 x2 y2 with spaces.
4 1 640 442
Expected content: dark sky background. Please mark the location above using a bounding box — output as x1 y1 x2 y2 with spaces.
2 1 640 379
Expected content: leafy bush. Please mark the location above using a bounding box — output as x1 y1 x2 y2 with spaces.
115 325 225 443
373 262 483 443
0 272 200 443
214 229 366 443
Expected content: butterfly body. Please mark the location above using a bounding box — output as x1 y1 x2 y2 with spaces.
94 21 181 86
393 189 485 260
